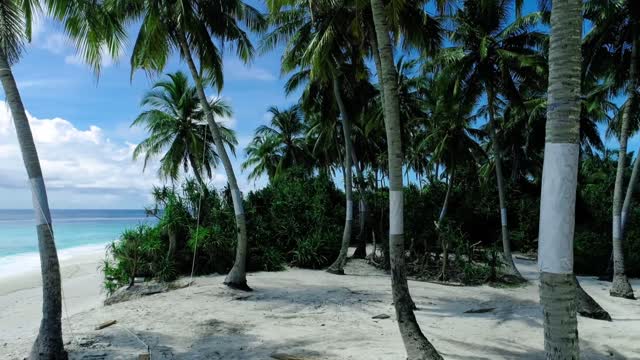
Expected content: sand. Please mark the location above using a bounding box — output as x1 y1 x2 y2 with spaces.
1 249 638 360
0 246 105 354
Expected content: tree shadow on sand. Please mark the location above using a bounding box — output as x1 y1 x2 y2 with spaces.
67 318 329 360
439 338 629 359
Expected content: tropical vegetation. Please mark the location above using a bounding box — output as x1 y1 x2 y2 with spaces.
5 0 640 359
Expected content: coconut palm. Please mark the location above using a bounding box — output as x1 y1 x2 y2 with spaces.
583 0 639 299
537 0 582 357
263 0 364 274
0 1 123 358
443 0 546 280
369 0 443 357
256 105 310 171
132 71 237 189
421 70 485 227
242 134 282 181
111 0 266 291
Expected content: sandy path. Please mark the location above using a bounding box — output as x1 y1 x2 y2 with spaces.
1 254 639 359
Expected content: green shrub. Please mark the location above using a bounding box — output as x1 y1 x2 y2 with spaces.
251 247 286 272
188 225 235 274
102 225 165 292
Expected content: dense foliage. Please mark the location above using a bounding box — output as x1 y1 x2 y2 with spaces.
105 148 640 293
103 170 344 293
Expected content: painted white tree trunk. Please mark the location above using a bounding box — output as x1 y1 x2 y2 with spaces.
177 33 251 291
0 53 67 359
487 91 524 281
610 20 637 299
621 153 640 237
327 76 354 275
538 1 582 357
370 0 442 358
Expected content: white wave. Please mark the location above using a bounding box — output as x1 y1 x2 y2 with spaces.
0 243 109 279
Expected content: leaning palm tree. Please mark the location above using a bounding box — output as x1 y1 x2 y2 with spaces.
132 71 237 189
422 70 485 226
263 0 363 275
538 0 582 357
370 0 443 357
444 0 546 281
112 0 266 291
583 0 639 299
0 1 123 358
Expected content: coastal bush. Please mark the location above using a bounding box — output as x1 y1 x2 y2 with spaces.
245 168 343 270
103 155 640 294
103 172 344 291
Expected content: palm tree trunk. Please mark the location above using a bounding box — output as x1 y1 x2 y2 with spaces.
370 0 442 358
538 1 582 356
188 154 208 191
437 170 454 228
353 155 368 259
368 25 385 103
487 89 524 282
610 20 638 299
177 32 251 291
327 76 354 275
621 153 640 237
0 54 67 359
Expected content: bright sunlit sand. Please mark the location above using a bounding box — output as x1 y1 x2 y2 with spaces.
1 251 637 360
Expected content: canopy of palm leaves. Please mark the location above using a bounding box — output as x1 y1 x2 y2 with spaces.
132 71 237 185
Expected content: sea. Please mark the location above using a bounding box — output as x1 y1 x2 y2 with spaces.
0 209 155 278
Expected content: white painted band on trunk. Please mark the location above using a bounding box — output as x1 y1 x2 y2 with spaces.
500 208 507 227
538 143 579 274
613 215 621 239
30 177 51 225
346 200 353 220
231 189 244 215
389 190 403 235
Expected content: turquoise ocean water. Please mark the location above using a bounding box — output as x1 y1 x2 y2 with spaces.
0 209 155 277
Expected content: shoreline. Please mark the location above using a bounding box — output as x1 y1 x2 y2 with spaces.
0 245 106 353
0 243 108 295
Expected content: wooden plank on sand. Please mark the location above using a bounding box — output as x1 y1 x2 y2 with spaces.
271 353 313 360
94 320 117 330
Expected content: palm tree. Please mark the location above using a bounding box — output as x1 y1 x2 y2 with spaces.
370 0 442 357
0 1 123 358
114 0 266 291
421 69 484 239
444 0 546 280
132 71 237 190
262 0 363 275
255 105 309 172
538 0 581 357
242 134 283 181
583 0 639 299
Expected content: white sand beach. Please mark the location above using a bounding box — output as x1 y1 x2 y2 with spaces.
0 245 105 354
1 251 638 360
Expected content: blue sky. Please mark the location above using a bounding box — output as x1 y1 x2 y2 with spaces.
0 1 633 209
0 1 298 209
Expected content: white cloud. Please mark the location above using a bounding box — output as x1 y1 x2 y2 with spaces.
225 60 276 82
29 14 45 42
217 115 237 129
0 102 235 208
40 33 68 54
64 44 122 69
17 78 71 89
